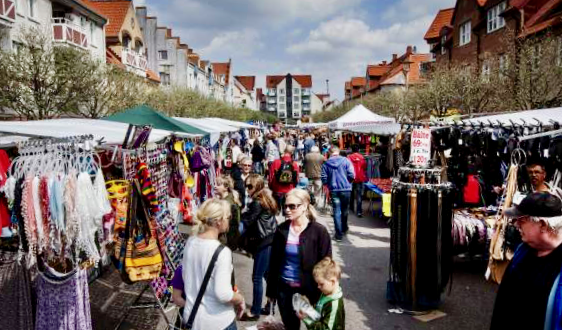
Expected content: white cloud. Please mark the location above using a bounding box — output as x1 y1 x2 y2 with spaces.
383 0 456 22
286 15 434 99
201 29 263 58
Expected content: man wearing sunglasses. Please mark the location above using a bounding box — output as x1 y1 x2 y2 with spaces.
491 192 562 330
321 146 355 241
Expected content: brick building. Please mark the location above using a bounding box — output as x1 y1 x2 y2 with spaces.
426 0 562 70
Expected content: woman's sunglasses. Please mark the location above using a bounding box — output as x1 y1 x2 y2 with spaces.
246 184 253 190
285 204 301 211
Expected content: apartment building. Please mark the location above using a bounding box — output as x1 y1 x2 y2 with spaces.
0 0 107 60
233 76 257 110
264 74 313 119
425 0 562 70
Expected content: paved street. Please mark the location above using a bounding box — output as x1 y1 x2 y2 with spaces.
90 202 498 330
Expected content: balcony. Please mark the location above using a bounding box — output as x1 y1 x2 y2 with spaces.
303 98 310 104
122 48 148 71
267 106 276 112
292 112 301 119
303 104 311 111
268 90 276 96
52 18 88 49
302 89 310 96
0 0 15 25
278 112 286 118
268 97 276 104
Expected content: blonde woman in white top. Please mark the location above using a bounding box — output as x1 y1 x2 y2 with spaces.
174 198 245 330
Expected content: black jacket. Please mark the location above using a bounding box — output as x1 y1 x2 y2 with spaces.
231 165 246 208
241 200 276 255
266 220 332 304
251 145 265 163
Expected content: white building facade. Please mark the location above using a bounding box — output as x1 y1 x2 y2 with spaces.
0 0 106 60
265 74 313 119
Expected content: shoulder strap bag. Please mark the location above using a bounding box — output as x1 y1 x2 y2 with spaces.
183 244 226 330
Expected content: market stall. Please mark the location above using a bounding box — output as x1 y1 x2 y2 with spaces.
0 107 228 329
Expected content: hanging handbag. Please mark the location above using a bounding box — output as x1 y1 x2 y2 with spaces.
183 245 225 330
123 180 163 282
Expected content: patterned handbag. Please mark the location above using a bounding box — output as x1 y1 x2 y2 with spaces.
124 180 163 282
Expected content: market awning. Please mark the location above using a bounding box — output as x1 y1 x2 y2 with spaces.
202 117 259 129
0 118 181 146
347 123 401 136
104 105 207 135
173 117 239 133
460 108 562 127
328 104 395 130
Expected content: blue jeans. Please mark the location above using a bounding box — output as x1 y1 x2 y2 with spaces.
224 320 237 330
331 191 351 238
252 161 264 175
251 245 271 315
352 182 365 215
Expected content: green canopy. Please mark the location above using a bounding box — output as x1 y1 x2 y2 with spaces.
103 105 207 135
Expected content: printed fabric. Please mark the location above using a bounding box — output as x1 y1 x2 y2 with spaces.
35 268 92 330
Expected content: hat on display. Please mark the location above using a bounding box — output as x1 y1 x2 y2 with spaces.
504 192 562 228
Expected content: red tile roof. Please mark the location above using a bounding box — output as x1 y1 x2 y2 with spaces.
315 93 330 102
106 48 125 69
234 76 255 91
345 81 351 90
350 77 366 88
212 62 231 84
367 64 391 77
293 75 312 88
83 0 131 37
519 15 562 37
75 0 108 22
266 75 285 88
477 0 487 6
146 69 161 83
424 8 454 40
525 0 562 28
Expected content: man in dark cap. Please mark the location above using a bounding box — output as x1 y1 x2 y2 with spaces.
491 192 562 329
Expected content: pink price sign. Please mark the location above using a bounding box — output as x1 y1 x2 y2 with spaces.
409 128 431 167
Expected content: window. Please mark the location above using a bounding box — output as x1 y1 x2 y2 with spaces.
279 96 285 103
90 22 96 46
278 112 286 118
441 35 447 55
294 95 300 102
459 21 471 46
160 73 170 85
487 1 506 33
294 88 300 94
499 54 508 74
17 0 24 15
279 103 286 110
294 103 300 110
482 62 490 77
279 88 285 95
158 50 168 60
28 0 36 18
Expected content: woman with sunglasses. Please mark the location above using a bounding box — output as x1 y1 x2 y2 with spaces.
266 189 332 329
215 175 242 251
238 174 278 321
232 156 253 209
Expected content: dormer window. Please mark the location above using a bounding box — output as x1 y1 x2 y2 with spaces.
487 1 506 33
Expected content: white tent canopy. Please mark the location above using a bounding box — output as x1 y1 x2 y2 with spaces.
0 118 198 146
203 117 259 129
173 117 239 133
328 104 395 130
347 123 402 136
460 108 562 127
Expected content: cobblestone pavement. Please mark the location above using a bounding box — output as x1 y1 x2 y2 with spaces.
91 202 498 330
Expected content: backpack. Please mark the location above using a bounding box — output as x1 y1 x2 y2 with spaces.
463 174 483 205
348 154 367 183
276 161 297 185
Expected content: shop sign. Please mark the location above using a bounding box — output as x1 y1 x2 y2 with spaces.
410 128 431 167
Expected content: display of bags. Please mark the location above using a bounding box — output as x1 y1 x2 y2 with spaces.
123 180 163 282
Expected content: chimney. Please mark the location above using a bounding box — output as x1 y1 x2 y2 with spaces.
392 54 397 61
406 45 412 54
413 46 417 53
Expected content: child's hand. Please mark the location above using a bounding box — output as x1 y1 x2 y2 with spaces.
297 310 306 320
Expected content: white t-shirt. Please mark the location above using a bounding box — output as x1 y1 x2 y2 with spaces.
181 236 235 330
231 145 242 164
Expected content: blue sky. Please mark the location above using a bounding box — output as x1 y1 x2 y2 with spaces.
136 0 456 101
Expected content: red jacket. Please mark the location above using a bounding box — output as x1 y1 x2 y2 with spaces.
269 154 299 194
348 153 367 183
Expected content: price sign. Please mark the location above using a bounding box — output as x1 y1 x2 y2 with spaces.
410 128 431 167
